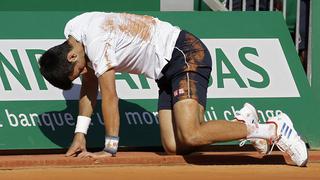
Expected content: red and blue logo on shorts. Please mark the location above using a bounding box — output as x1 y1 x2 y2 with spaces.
174 88 185 97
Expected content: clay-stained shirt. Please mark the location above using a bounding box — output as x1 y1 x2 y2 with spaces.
64 12 181 79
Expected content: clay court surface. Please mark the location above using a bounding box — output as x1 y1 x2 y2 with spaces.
0 151 319 180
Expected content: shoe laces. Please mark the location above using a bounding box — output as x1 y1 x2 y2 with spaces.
267 141 277 155
267 134 293 155
239 139 248 147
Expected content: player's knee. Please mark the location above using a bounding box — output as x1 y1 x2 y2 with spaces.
163 145 177 155
162 139 177 155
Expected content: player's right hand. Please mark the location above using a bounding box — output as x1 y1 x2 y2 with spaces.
65 132 87 157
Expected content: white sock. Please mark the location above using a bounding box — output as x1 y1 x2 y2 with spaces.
246 123 276 140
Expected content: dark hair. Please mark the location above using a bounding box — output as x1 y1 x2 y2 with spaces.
39 41 74 90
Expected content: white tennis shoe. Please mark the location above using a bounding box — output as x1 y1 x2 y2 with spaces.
267 113 308 167
235 103 269 155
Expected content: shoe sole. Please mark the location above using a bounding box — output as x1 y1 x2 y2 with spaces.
299 147 309 167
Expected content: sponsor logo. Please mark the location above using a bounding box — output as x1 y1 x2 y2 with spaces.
173 88 185 97
0 39 299 100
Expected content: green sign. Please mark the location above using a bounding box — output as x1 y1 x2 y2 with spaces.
0 0 160 11
0 11 319 150
311 1 320 104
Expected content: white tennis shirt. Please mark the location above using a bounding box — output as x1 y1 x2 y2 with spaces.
64 12 181 79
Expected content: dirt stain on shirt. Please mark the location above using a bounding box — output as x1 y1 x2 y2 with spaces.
103 13 156 42
104 19 116 32
104 43 113 69
119 13 156 41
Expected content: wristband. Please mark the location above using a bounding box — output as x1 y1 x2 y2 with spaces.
103 136 119 156
74 116 91 134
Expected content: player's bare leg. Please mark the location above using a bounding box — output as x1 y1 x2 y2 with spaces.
173 99 252 148
158 110 179 154
159 109 206 155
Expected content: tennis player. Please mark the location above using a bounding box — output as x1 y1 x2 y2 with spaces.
39 12 308 166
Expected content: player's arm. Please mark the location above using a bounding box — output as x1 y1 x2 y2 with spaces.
66 66 98 157
80 68 120 159
98 68 120 155
78 66 99 119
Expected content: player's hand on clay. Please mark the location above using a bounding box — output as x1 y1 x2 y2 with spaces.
79 151 113 159
65 132 87 157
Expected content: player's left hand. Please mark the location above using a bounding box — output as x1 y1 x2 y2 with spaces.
79 151 113 159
